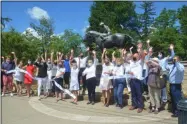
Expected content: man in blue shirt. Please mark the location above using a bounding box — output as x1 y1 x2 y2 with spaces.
166 56 184 117
1 56 15 97
158 44 175 108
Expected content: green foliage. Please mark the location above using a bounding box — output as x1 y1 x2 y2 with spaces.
30 17 54 53
88 1 139 37
1 17 12 30
1 30 41 63
139 1 156 41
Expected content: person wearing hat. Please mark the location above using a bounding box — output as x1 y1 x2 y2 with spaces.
82 50 97 105
146 57 162 114
166 56 184 117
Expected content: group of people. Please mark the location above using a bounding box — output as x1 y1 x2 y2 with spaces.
1 40 185 118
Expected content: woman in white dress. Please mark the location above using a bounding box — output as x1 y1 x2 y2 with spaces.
99 48 113 107
69 59 79 104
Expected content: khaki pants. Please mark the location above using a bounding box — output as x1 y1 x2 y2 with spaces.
148 86 161 109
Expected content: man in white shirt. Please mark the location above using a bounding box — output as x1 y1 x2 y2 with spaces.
127 53 144 113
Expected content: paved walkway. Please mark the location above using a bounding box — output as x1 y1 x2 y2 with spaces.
2 96 177 124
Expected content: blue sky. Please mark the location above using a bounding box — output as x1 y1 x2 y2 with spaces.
2 1 187 36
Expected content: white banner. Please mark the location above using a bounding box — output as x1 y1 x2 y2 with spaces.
6 69 76 99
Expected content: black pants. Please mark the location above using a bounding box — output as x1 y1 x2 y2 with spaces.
64 72 70 85
51 76 55 93
86 77 96 102
78 68 86 90
170 84 182 115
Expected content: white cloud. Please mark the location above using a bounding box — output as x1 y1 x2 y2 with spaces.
81 21 90 35
27 6 49 20
22 27 41 39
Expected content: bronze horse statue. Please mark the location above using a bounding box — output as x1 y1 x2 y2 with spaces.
83 30 136 51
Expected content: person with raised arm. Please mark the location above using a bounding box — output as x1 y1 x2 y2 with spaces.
34 54 48 100
46 51 53 96
158 44 175 109
146 57 162 114
69 59 80 104
82 50 98 105
73 47 89 95
99 48 114 107
54 56 66 102
112 49 126 109
127 53 144 113
50 52 58 96
12 52 24 96
63 50 73 89
166 56 184 117
1 53 15 97
22 58 36 97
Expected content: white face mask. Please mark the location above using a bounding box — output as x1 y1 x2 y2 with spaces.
28 61 31 64
73 65 77 69
88 63 92 67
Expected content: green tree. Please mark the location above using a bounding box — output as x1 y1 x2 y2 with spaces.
149 8 184 58
1 17 12 30
50 29 83 57
30 17 54 53
139 1 156 41
88 1 139 37
178 5 187 59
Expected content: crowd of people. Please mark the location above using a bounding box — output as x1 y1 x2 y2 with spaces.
1 40 185 118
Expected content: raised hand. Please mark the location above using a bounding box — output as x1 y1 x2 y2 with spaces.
86 47 90 51
92 50 96 55
146 39 150 44
103 48 106 53
11 52 15 55
71 49 74 53
170 44 174 50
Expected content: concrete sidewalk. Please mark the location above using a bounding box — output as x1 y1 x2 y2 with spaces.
2 96 177 124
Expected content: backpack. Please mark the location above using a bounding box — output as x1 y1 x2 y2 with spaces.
148 66 167 89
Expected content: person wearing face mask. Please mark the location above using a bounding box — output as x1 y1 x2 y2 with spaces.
157 44 175 109
63 52 72 89
73 48 89 95
11 52 24 96
1 54 15 97
112 57 126 109
127 53 144 113
34 54 48 100
99 48 114 107
124 48 132 93
54 61 66 102
50 53 58 96
23 59 35 97
165 56 184 117
69 60 80 104
46 52 55 97
82 50 97 105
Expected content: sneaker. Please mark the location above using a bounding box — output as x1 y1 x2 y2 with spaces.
1 93 5 97
92 102 95 105
129 106 136 110
10 93 13 97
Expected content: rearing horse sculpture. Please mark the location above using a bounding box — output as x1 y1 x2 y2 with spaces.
83 22 136 50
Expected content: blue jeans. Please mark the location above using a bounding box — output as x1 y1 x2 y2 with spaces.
113 78 125 105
